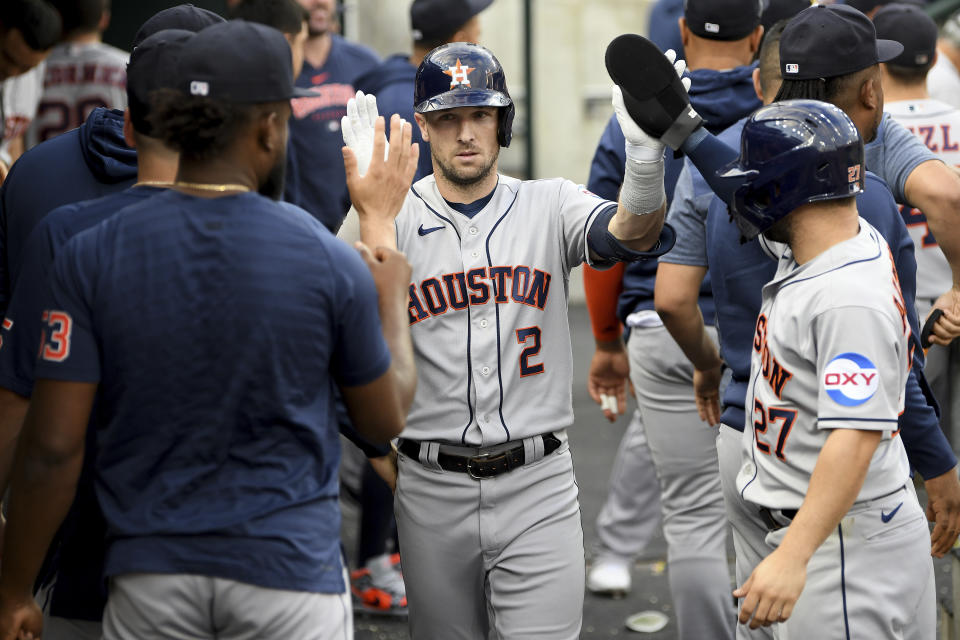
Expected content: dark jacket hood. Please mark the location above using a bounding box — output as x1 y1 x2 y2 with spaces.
79 108 138 184
689 64 761 134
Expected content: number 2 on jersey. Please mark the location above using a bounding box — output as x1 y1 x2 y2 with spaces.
516 326 544 376
753 399 797 461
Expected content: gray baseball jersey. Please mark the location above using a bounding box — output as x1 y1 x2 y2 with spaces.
396 173 614 446
735 220 935 638
885 98 959 313
25 42 129 149
737 220 911 509
0 64 44 165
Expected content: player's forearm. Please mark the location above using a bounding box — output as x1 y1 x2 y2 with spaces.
668 313 719 371
777 429 882 564
610 150 668 252
0 388 28 499
609 204 666 252
358 219 398 252
904 160 960 286
658 304 720 371
378 286 417 416
0 431 84 599
583 263 624 343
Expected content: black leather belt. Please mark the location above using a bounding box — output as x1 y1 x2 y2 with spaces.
398 434 562 479
758 484 906 532
758 507 797 532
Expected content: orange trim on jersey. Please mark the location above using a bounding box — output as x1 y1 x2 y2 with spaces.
583 263 624 342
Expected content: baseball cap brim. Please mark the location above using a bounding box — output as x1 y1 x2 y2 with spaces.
877 38 904 63
469 0 494 14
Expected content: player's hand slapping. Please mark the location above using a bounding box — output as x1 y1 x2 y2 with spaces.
0 586 42 640
588 341 630 422
923 466 960 557
733 546 807 629
342 91 419 250
355 243 412 312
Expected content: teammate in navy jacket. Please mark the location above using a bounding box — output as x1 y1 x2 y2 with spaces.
0 4 225 316
582 2 761 636
0 20 418 640
0 22 213 640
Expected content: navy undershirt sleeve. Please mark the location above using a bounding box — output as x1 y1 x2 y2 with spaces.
680 127 743 206
901 365 958 479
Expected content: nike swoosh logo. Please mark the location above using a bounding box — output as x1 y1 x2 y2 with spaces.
418 225 444 236
881 502 903 523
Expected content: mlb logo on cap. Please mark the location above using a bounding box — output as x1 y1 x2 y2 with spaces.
785 63 799 74
705 22 720 33
190 81 209 96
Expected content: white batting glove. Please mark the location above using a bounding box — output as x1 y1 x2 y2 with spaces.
341 90 392 177
613 49 691 164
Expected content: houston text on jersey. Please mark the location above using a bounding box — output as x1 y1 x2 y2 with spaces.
408 265 552 324
752 314 794 399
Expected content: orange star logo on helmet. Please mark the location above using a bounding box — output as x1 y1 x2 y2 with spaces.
443 58 475 89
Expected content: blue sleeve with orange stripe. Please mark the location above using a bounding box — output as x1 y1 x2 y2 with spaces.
0 215 64 396
33 227 101 384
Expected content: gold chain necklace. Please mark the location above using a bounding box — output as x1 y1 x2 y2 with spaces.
174 181 251 193
132 180 251 193
132 180 174 188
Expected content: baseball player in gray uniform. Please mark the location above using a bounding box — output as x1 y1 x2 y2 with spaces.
341 41 679 639
875 4 960 451
728 99 934 637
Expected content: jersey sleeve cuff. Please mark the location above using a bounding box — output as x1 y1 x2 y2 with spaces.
817 416 900 432
335 351 392 388
586 205 677 266
0 372 33 399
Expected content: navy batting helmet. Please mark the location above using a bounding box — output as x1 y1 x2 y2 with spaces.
719 99 864 241
414 42 515 147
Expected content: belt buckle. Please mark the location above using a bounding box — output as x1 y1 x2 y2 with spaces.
467 450 507 479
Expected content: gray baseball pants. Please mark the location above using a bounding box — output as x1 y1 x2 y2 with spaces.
717 424 776 640
628 324 735 640
395 440 583 640
102 572 352 639
768 484 935 640
593 408 664 560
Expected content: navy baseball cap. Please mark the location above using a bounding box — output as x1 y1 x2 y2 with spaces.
683 0 763 41
133 4 224 48
410 0 492 43
780 4 903 79
127 29 195 135
761 0 811 32
873 4 938 68
176 20 314 103
846 0 926 14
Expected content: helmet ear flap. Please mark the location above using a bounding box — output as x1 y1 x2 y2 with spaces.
498 103 515 147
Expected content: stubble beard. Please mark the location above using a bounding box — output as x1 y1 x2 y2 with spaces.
434 147 499 187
